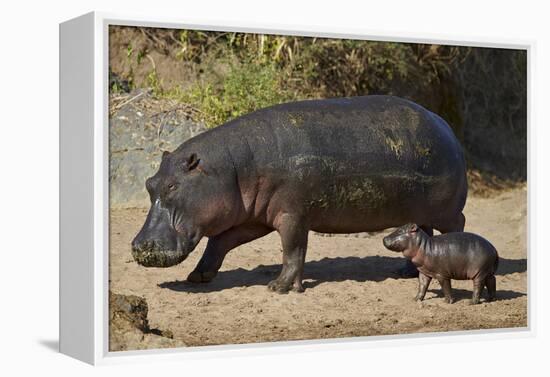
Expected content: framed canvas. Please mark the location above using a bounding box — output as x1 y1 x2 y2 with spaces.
59 12 532 365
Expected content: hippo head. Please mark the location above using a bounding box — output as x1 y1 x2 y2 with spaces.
382 223 419 252
131 149 239 267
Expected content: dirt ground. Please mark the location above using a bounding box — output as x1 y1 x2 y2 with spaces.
109 186 527 350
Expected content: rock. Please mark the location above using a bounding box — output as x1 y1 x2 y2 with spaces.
109 291 186 351
109 292 149 331
109 91 207 208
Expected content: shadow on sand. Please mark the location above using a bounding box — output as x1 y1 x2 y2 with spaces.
159 255 526 294
426 287 526 303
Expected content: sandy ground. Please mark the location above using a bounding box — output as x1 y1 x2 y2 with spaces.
109 187 527 350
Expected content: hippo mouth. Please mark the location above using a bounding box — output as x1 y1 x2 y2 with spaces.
130 197 202 267
131 233 201 268
131 247 189 268
383 236 403 252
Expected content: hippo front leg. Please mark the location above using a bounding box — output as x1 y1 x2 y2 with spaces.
415 272 432 301
187 224 272 283
268 214 308 293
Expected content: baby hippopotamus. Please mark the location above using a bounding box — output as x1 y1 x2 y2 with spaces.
383 223 499 304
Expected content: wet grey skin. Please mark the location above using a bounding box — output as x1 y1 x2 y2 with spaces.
131 95 468 293
383 223 499 304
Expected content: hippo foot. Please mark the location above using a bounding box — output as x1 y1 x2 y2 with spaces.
187 270 217 283
267 279 292 294
292 282 305 293
444 297 454 304
468 299 480 305
414 295 424 302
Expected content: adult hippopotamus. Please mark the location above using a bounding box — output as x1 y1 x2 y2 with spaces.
131 95 467 293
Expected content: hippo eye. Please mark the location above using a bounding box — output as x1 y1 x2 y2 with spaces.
167 183 178 191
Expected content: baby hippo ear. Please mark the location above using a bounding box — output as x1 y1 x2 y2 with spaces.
184 153 200 171
409 224 419 233
161 150 171 160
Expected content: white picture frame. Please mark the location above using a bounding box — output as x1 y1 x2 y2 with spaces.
59 11 534 365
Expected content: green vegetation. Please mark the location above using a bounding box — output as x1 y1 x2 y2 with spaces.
111 29 468 128
166 61 291 127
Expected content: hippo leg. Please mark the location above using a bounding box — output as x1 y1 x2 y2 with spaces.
291 247 307 293
187 224 273 283
485 275 497 302
415 272 432 301
268 215 309 294
397 226 433 278
435 212 466 234
470 278 485 305
438 278 454 304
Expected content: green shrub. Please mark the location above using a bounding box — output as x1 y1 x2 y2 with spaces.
133 30 468 128
166 61 292 127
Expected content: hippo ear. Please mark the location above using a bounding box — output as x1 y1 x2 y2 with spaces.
184 153 200 171
409 224 418 233
162 150 170 160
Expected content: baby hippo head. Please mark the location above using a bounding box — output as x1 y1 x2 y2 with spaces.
383 223 420 252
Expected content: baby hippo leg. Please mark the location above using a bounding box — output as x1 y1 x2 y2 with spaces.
438 278 454 304
470 278 485 305
415 273 432 301
485 275 497 302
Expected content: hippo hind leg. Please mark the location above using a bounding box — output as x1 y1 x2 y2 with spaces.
470 278 485 305
435 212 465 234
268 214 309 294
485 275 497 302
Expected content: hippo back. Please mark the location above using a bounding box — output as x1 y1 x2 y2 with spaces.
175 95 467 233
